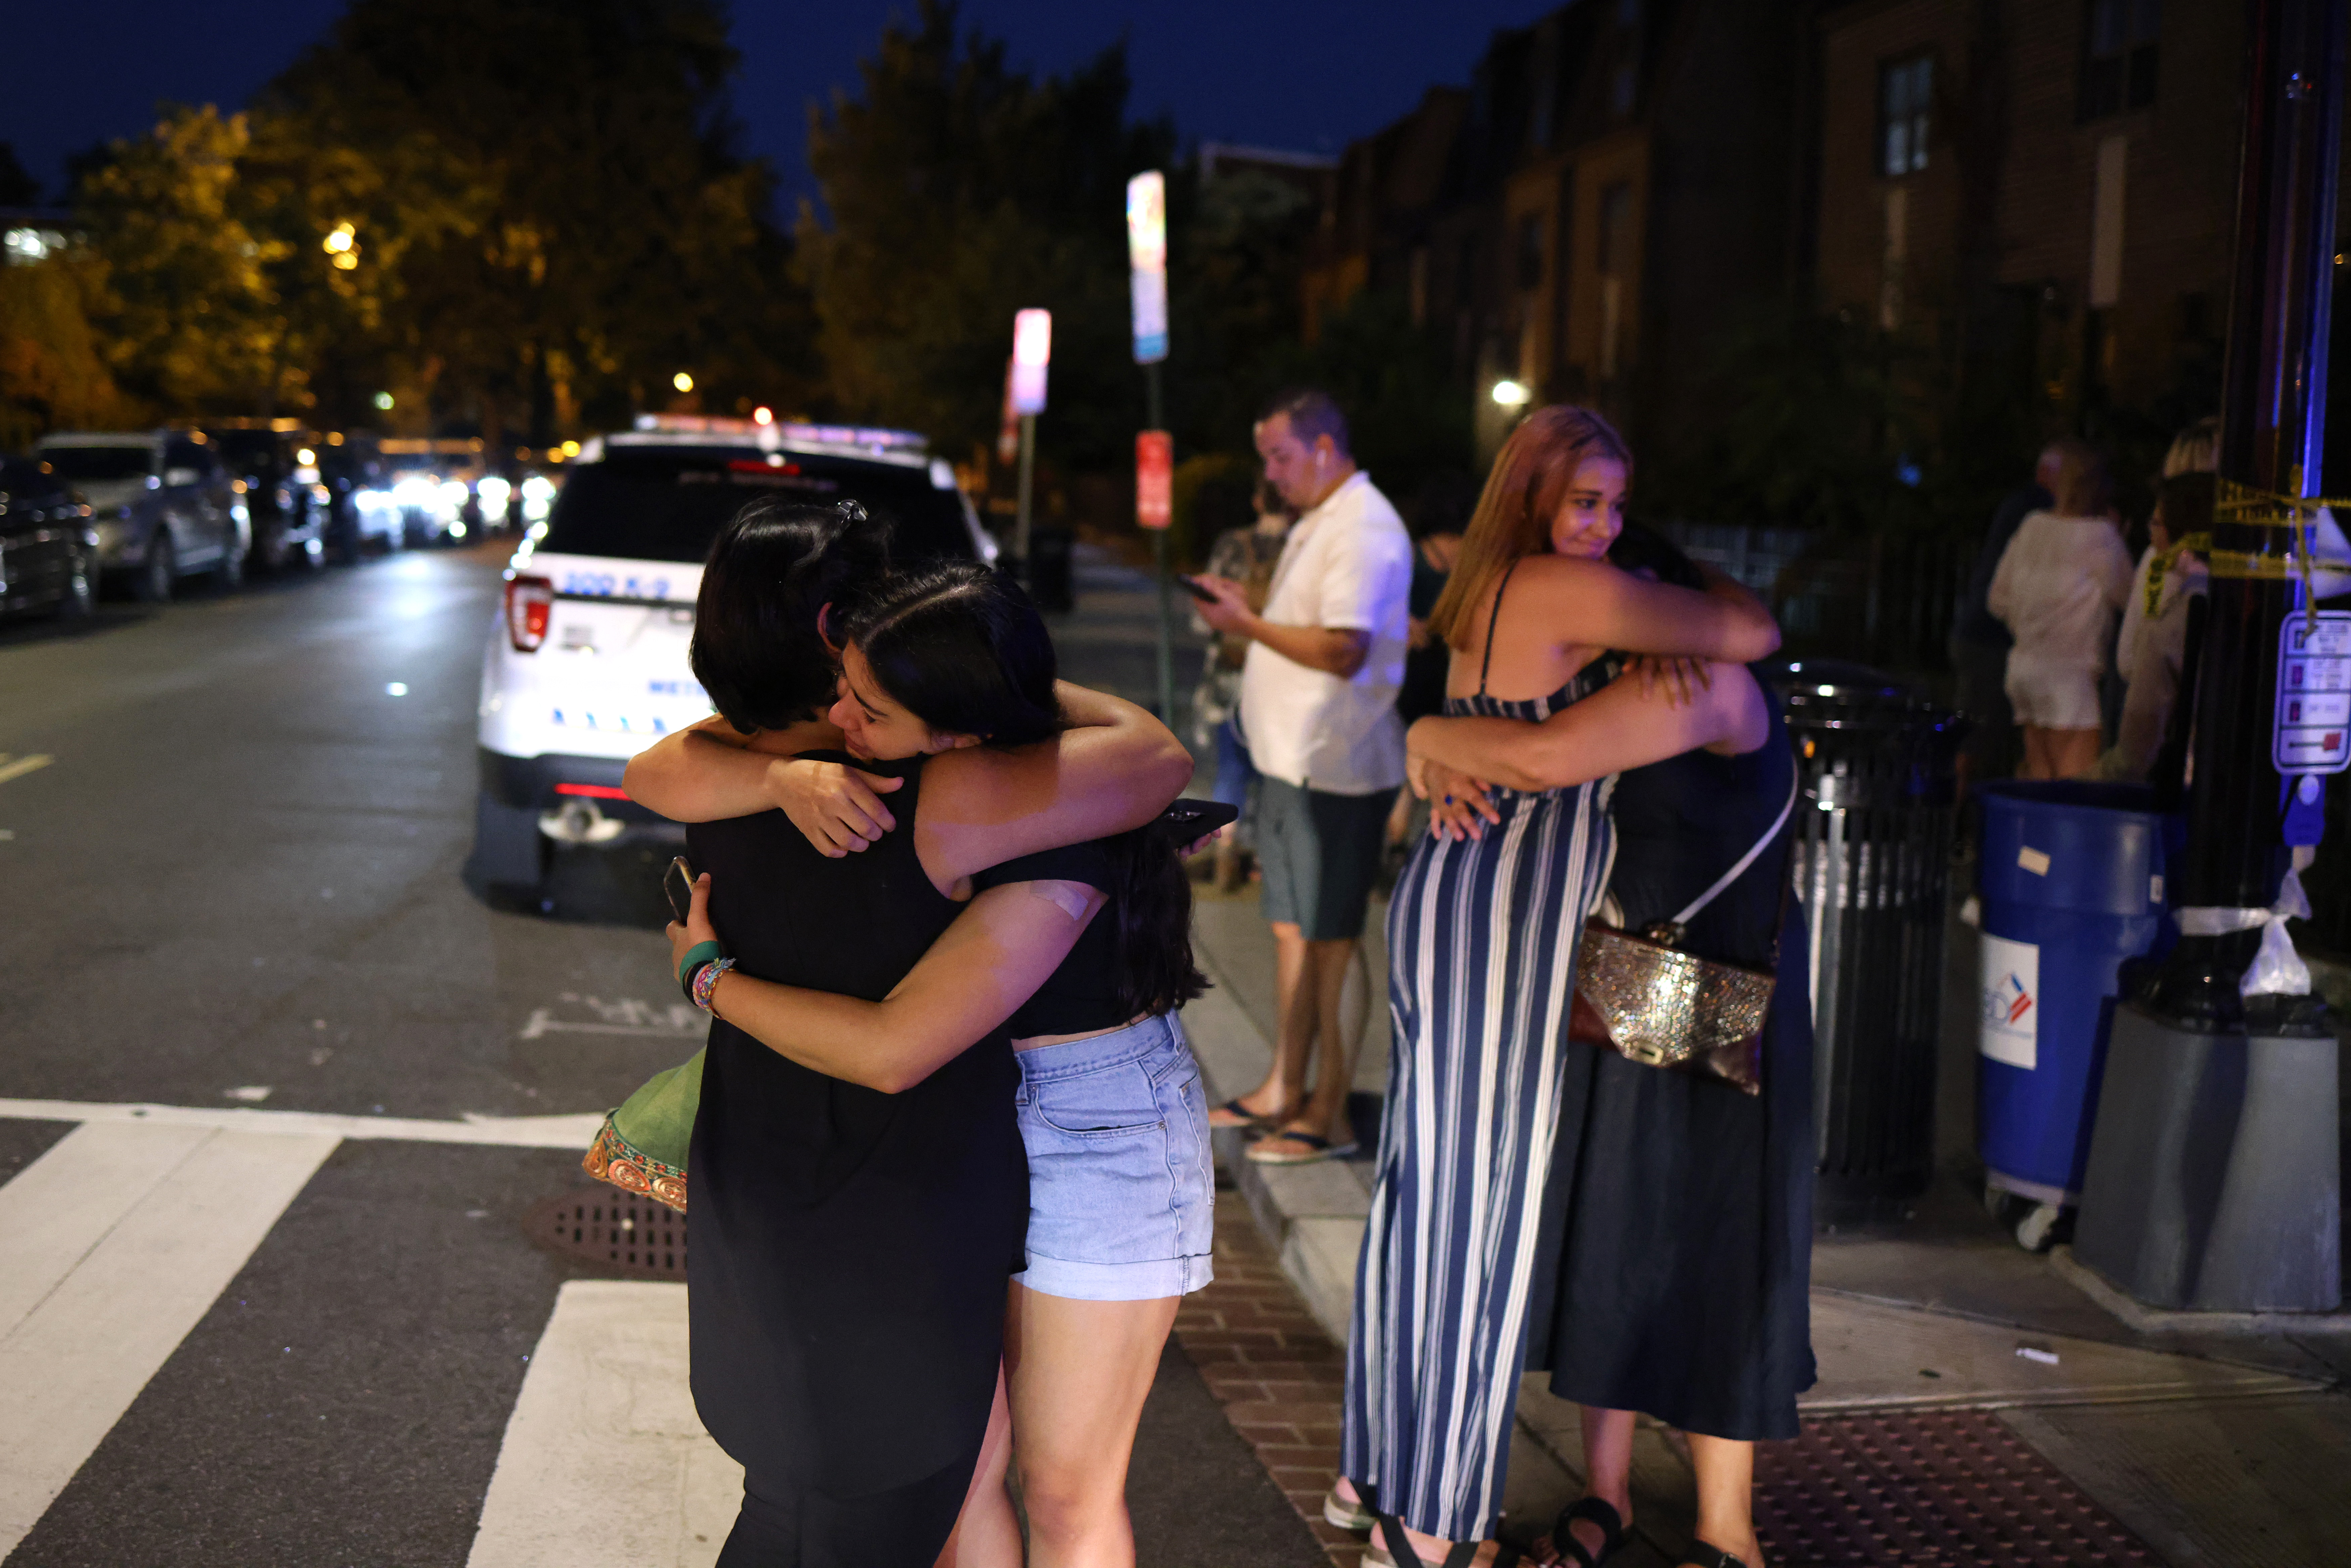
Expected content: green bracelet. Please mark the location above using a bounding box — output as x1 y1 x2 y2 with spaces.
677 940 723 994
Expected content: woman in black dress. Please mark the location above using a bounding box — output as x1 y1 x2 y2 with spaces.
666 562 1224 1567
1408 526 1811 1568
621 503 1192 1566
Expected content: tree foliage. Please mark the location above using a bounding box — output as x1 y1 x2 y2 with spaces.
54 0 807 441
799 0 1171 467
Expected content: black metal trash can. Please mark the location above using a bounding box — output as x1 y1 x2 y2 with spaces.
1024 527 1075 614
1766 660 1965 1225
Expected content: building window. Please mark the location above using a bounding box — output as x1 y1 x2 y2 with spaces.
2082 0 2160 119
1878 54 1933 177
1517 212 1545 290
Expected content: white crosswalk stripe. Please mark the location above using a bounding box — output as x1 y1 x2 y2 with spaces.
0 1121 340 1556
0 1103 738 1564
466 1281 740 1568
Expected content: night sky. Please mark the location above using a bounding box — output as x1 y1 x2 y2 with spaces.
7 0 1554 212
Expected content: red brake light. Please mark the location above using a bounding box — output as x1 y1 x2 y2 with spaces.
506 575 554 652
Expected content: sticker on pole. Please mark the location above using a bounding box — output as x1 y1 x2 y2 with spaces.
2274 610 2351 773
1136 431 1173 530
1978 933 2038 1070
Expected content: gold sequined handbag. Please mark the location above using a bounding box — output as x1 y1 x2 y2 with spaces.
1568 775 1797 1097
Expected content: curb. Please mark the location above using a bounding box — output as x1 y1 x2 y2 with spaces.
1179 975 1369 1345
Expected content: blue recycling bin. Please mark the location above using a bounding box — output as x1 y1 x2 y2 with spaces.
1975 781 2181 1205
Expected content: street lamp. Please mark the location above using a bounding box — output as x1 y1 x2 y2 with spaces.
1491 379 1531 408
673 371 694 394
373 391 394 411
323 222 359 271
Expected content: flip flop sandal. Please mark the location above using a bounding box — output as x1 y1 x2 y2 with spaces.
1540 1497 1628 1568
1206 1097 1279 1130
1323 1483 1375 1532
1245 1129 1360 1165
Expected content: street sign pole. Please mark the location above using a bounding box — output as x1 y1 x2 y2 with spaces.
2072 0 2344 1313
1009 310 1052 579
1129 171 1177 724
1147 362 1174 726
1016 413 1037 574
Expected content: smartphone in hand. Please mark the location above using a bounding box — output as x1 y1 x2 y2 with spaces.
1176 574 1219 605
664 856 696 925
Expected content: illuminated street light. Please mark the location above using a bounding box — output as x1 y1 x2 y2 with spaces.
673 371 694 393
1491 379 1531 408
296 447 316 465
322 223 354 254
753 406 773 425
374 391 395 411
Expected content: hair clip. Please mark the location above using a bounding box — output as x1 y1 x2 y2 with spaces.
836 500 869 524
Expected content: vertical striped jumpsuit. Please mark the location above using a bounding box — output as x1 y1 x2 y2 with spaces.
1343 574 1617 1543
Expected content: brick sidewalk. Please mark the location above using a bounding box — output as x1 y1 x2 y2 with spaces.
1174 1190 1363 1567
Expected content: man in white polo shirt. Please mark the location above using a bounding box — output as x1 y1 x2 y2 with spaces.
1194 388 1412 1166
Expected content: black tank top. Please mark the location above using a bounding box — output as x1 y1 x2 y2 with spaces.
971 837 1125 1036
685 751 1028 1493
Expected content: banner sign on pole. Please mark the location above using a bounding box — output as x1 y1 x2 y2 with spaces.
2275 610 2351 773
1011 309 1052 415
1126 172 1169 365
996 358 1021 465
1136 430 1173 529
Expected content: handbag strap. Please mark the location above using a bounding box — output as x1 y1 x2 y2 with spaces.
1667 764 1799 929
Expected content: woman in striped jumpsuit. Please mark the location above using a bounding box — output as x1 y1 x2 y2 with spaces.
1334 408 1782 1567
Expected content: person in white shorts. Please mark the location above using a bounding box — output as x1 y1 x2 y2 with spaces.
1989 439 2133 779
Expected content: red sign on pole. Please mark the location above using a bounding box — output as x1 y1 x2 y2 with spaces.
1136 431 1173 529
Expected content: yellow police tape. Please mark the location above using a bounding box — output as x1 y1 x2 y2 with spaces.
2144 478 2350 613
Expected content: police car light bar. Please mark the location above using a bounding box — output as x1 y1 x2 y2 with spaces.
630 413 927 452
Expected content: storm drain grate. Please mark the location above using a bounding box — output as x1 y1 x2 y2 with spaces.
1755 1408 2157 1566
526 1188 689 1281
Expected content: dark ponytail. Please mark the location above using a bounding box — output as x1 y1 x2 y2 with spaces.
1098 825 1210 1019
844 563 1207 1018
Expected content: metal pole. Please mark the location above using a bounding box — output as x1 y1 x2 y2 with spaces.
1147 362 1176 725
1015 413 1036 580
2151 0 2344 1036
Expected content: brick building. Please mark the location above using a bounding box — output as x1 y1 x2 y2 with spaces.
1298 0 1808 463
1811 0 2251 448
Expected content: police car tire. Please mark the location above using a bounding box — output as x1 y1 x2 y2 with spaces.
136 532 175 604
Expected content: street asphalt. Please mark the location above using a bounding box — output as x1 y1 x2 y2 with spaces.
0 541 1307 1566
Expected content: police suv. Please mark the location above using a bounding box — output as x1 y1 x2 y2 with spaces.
471 413 996 899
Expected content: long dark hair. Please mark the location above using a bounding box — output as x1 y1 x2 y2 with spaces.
691 498 889 731
841 563 1208 1019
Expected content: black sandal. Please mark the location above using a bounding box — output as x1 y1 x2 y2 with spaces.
1365 1495 1527 1568
1539 1497 1627 1568
1676 1544 1748 1568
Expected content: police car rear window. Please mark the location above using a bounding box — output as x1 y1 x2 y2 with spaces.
538 447 972 565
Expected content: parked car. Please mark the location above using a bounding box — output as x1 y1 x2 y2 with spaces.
0 455 99 620
34 430 248 600
205 422 327 572
374 437 488 546
312 431 388 560
470 413 995 901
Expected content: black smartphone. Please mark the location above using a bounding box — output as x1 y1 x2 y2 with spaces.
664 855 696 925
1156 798 1240 841
1176 574 1219 604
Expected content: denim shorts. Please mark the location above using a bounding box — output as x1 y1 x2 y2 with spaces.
1012 1012 1216 1301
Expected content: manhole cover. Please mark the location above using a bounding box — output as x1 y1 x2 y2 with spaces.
526 1188 689 1281
1756 1409 2157 1566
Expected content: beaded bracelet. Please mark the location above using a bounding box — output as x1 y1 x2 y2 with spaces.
691 955 736 1013
676 939 723 996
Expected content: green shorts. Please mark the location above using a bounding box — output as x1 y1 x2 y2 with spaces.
1256 776 1392 940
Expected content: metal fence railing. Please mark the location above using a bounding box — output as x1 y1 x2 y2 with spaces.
1659 522 1972 676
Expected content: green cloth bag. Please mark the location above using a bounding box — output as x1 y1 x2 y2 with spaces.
581 1048 701 1213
